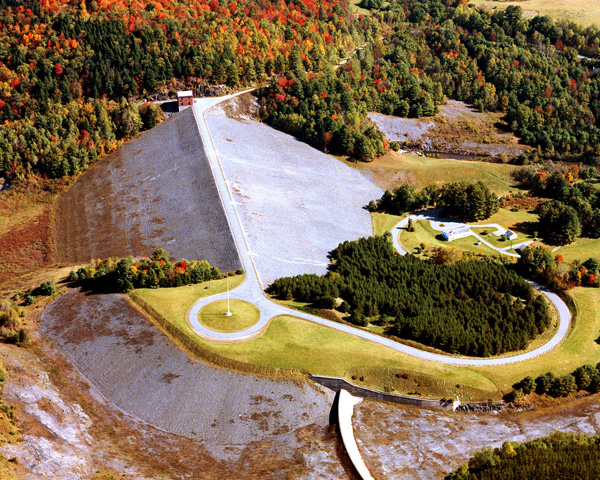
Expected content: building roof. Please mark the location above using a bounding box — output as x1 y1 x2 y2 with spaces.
177 90 193 97
443 226 470 237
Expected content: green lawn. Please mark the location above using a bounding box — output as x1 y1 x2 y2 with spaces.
131 273 600 400
391 154 519 195
401 219 499 257
199 299 259 333
130 275 245 333
371 212 404 236
554 238 600 264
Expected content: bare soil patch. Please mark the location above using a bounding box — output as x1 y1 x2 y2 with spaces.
371 101 529 159
0 179 68 285
54 108 241 273
429 101 527 158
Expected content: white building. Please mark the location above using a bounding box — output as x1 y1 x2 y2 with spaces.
505 230 517 240
442 226 471 241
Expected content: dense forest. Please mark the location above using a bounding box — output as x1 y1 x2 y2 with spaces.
261 0 600 161
0 0 356 178
446 432 600 480
369 181 499 221
513 165 600 243
68 248 226 293
4 0 600 179
268 235 551 356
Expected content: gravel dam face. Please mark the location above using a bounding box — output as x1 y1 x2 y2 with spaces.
55 108 241 274
39 290 335 447
206 106 383 286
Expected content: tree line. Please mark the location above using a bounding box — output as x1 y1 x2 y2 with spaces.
513 165 600 243
446 431 600 480
68 248 227 293
369 181 499 222
0 0 355 180
262 0 600 163
268 234 551 357
508 362 600 402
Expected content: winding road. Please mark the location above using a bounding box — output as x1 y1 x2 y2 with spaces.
188 94 572 367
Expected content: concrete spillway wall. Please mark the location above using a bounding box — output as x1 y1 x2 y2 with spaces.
312 376 457 410
337 389 375 480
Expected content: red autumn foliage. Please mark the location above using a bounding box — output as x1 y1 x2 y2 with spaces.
54 63 63 75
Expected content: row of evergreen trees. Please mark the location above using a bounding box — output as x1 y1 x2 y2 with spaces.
370 181 499 222
268 235 551 357
68 248 225 293
509 363 600 401
447 432 600 480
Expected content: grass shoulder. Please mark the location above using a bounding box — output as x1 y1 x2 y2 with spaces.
130 277 598 402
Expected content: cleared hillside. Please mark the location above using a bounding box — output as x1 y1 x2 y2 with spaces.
206 101 382 286
54 109 241 273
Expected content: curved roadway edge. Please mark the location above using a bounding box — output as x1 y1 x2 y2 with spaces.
391 211 533 257
337 389 375 480
187 94 572 366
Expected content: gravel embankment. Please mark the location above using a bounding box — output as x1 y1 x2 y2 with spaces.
55 108 241 274
368 113 435 143
39 290 335 450
207 106 382 286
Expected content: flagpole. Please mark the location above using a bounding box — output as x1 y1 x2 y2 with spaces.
226 279 232 316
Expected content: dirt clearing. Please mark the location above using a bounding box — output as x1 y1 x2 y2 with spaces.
371 100 528 158
54 109 241 273
206 99 382 286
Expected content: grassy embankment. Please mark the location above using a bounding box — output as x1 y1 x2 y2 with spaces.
131 275 600 401
471 0 600 27
351 152 520 194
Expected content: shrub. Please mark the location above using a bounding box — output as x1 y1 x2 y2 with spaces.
24 296 35 306
33 280 56 296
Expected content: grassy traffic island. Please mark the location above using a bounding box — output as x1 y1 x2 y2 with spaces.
198 299 260 333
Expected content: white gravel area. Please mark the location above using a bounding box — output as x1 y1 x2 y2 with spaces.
368 112 435 142
207 107 383 286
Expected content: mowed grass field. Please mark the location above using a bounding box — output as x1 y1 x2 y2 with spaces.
471 0 600 27
350 152 520 194
133 278 600 400
199 299 259 333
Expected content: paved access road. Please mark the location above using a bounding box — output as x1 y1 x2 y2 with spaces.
392 211 533 257
189 95 572 367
